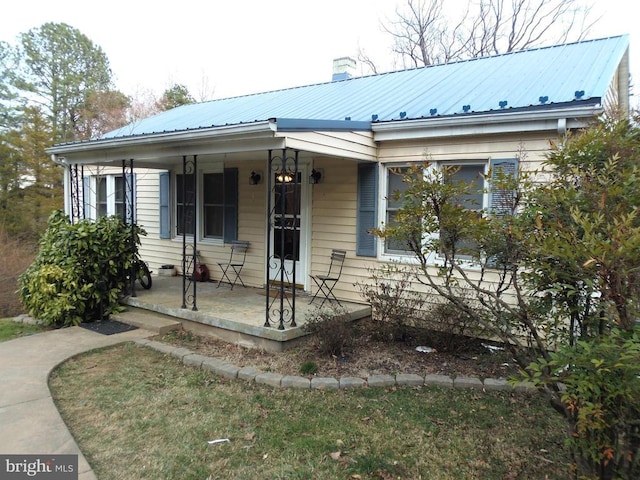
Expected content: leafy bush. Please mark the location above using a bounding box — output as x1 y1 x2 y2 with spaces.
304 307 355 357
18 210 146 327
526 329 640 480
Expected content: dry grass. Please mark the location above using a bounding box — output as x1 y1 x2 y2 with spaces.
0 230 36 317
50 343 571 480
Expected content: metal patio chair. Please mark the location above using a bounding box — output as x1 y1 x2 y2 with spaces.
216 240 250 289
309 249 346 307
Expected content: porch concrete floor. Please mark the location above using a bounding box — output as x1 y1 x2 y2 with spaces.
120 275 371 351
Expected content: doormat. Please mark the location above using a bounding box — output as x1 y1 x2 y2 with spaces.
80 319 138 335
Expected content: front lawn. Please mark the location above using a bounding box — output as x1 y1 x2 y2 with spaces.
0 317 46 342
50 343 571 479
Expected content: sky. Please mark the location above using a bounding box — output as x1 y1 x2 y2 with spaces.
1 0 637 104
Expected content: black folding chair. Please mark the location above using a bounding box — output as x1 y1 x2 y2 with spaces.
309 249 346 307
216 240 249 289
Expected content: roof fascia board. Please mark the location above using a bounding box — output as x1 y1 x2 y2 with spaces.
372 105 602 141
47 120 277 156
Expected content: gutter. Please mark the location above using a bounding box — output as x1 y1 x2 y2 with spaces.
372 103 602 141
46 120 278 156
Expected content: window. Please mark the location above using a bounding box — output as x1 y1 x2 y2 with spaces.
376 159 517 262
176 173 195 236
385 166 415 254
114 176 125 218
92 174 133 221
203 173 224 238
382 162 488 257
440 163 486 256
169 168 238 242
97 177 108 217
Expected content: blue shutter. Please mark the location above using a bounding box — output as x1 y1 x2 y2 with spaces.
489 158 518 216
159 172 170 239
223 167 238 243
356 162 378 257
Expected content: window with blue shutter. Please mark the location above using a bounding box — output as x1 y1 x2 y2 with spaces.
356 162 378 257
160 168 238 242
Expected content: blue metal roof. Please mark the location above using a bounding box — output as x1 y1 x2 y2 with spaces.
101 35 629 140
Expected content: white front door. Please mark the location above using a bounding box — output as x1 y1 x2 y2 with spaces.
269 167 310 287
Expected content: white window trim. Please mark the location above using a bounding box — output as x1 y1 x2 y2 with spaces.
200 167 225 245
378 160 490 267
89 174 123 220
173 167 225 246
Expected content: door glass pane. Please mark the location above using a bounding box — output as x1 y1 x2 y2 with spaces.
273 172 301 261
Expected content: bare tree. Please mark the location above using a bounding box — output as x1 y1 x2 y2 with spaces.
366 0 594 70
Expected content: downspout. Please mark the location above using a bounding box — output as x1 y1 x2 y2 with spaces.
557 118 568 145
52 154 71 218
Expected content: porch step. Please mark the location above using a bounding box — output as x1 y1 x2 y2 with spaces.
112 307 183 335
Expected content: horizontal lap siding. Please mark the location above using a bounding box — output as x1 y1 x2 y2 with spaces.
131 132 556 305
378 133 552 170
374 132 556 302
310 157 376 303
136 161 268 289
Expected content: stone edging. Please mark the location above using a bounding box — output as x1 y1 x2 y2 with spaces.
134 338 536 393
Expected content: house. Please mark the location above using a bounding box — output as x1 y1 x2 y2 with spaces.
47 35 630 344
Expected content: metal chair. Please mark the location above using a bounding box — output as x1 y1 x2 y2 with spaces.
309 249 346 307
216 241 249 289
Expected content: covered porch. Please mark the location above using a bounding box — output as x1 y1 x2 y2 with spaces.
49 118 378 344
119 275 371 352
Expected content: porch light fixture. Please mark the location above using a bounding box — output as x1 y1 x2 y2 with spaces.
276 172 294 183
309 169 323 184
249 171 262 185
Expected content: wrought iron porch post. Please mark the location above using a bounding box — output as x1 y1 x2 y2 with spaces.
290 150 299 327
181 155 198 311
69 164 82 223
123 159 137 297
264 148 299 329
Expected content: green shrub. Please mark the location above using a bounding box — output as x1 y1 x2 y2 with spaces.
18 210 146 327
526 329 640 480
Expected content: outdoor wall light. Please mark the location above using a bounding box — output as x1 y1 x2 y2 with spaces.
276 172 294 183
249 171 262 185
309 169 323 184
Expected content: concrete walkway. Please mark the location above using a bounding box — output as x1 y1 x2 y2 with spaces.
0 326 154 480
